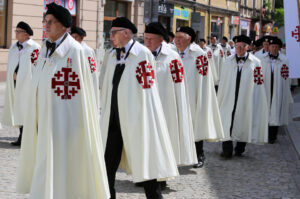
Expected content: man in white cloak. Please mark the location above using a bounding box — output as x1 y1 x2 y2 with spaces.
16 3 110 199
255 36 271 58
207 34 225 89
174 27 224 168
218 35 268 158
260 36 291 144
2 21 40 146
71 26 100 107
144 22 197 168
220 36 232 58
100 17 178 199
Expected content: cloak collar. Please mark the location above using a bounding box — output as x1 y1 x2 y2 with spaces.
53 33 73 58
160 41 169 55
189 42 201 52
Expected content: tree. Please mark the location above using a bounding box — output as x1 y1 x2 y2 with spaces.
275 0 283 9
274 8 284 26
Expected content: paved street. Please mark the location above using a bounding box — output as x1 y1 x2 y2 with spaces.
0 82 300 199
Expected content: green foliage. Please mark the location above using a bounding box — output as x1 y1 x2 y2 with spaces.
275 0 283 8
263 0 272 11
274 8 284 26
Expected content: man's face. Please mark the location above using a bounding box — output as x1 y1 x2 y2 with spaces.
269 44 280 55
44 14 66 41
109 27 127 47
211 37 217 45
221 39 226 45
144 33 163 52
71 33 83 43
198 41 205 48
175 32 191 51
263 41 269 52
235 42 248 57
15 28 28 43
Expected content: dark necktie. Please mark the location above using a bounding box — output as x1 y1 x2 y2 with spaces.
46 41 56 57
152 51 157 57
236 56 246 63
269 53 279 60
17 42 23 51
221 44 226 48
116 47 125 61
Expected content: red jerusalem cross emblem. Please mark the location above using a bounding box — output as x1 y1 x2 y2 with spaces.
219 50 224 57
169 59 184 83
136 60 155 89
196 55 208 76
31 49 39 65
207 51 212 59
281 64 289 80
253 66 264 85
51 67 81 100
88 57 96 73
292 26 300 42
227 50 231 57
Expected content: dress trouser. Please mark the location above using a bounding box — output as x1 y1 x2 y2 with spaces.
222 141 247 156
195 141 204 157
269 126 279 141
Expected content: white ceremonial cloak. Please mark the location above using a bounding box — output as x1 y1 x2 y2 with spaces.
202 46 218 86
100 41 178 183
217 54 268 143
207 44 225 85
220 43 232 58
260 53 291 126
155 42 197 166
2 39 40 126
16 34 110 199
82 42 100 107
180 44 224 142
254 48 267 59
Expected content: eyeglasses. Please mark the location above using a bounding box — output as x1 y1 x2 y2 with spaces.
42 19 58 26
109 29 126 35
14 30 26 33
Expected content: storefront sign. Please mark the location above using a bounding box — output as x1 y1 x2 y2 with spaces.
231 16 239 25
44 0 65 12
174 6 190 21
240 20 249 28
158 2 174 16
44 0 76 16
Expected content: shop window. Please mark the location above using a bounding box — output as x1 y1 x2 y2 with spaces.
0 0 7 47
103 0 128 48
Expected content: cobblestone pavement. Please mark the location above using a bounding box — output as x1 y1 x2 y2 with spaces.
1 82 300 199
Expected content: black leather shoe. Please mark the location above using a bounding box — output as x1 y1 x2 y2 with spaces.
134 182 144 187
160 181 167 190
220 152 232 159
193 155 205 168
234 152 243 157
11 140 21 146
268 140 276 144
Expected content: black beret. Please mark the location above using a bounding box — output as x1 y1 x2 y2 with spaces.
70 26 86 37
145 22 169 42
222 36 228 42
254 38 263 47
176 26 196 43
261 35 272 43
233 35 252 45
168 31 175 38
269 36 282 47
17 21 33 36
199 38 206 43
46 3 72 28
111 17 137 34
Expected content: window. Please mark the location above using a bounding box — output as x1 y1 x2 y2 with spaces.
103 0 128 48
0 0 7 47
211 21 224 42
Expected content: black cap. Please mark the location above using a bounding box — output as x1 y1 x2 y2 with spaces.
168 31 175 38
261 35 272 43
222 36 228 42
46 3 72 28
145 22 169 42
111 17 137 34
16 21 33 36
199 38 206 43
269 36 283 47
233 35 252 45
176 26 196 43
70 26 86 37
